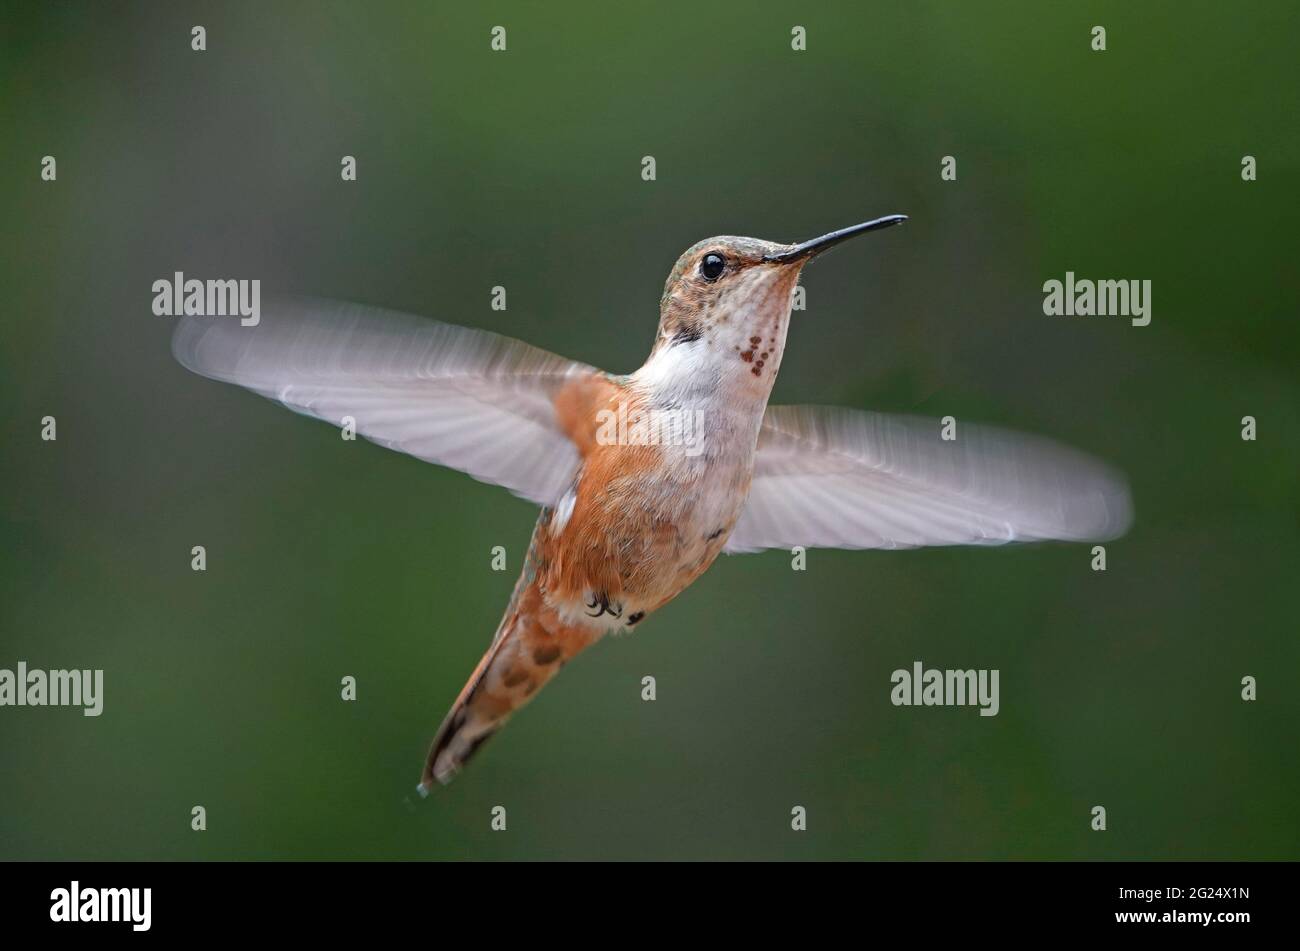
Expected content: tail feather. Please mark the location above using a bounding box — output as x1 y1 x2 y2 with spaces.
420 579 600 789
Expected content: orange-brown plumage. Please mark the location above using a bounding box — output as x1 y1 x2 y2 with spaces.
422 371 734 786
420 570 600 788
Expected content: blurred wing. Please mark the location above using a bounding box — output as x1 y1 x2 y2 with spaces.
725 404 1132 553
172 297 596 506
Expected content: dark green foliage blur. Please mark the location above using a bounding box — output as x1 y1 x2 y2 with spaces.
1 1 1296 859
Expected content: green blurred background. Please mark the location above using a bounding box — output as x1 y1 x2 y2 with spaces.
2 1 1297 860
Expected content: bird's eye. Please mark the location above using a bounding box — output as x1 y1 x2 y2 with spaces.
699 252 726 282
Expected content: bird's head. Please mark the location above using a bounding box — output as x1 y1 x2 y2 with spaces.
640 216 906 398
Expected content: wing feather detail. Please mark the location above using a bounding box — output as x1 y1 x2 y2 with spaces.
725 405 1132 553
172 297 596 506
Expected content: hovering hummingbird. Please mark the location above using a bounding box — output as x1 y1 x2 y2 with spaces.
173 216 1131 791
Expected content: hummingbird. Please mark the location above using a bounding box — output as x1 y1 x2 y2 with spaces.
172 216 1131 791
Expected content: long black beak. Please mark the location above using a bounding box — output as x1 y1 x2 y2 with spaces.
762 215 907 264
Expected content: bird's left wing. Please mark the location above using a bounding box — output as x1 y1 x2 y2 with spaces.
172 297 597 506
725 404 1132 553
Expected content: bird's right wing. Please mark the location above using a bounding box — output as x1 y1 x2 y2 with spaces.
725 404 1132 553
172 297 597 506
